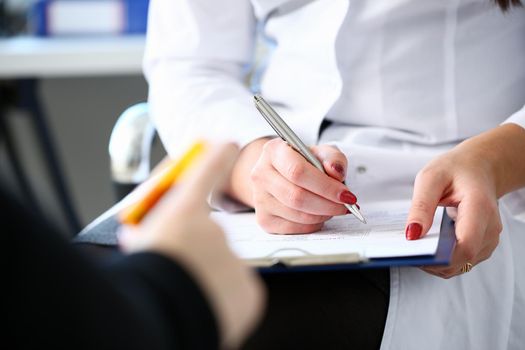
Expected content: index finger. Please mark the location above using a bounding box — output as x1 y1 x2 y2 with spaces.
406 167 449 240
310 144 348 182
269 140 353 205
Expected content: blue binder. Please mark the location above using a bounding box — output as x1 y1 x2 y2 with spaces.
30 0 149 36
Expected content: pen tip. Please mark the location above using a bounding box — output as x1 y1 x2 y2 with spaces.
254 94 262 102
354 208 367 224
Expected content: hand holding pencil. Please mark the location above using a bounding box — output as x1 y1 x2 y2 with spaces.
118 141 265 349
119 141 208 225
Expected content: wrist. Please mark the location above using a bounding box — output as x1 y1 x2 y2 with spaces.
459 124 525 198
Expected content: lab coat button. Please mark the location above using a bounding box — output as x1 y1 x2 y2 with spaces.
356 166 367 174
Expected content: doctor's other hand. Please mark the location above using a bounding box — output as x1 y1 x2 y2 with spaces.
119 143 265 349
227 137 355 234
405 123 525 279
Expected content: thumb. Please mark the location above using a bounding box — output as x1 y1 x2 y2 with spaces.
311 144 348 182
143 142 239 226
406 169 448 240
176 142 240 210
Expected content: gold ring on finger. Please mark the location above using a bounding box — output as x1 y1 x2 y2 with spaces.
460 262 473 274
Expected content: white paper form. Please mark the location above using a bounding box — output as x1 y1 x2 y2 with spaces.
211 201 444 260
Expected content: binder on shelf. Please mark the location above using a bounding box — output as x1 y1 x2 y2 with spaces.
30 0 149 37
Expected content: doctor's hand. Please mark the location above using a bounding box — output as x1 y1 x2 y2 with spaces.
119 143 265 349
227 137 356 234
405 123 525 279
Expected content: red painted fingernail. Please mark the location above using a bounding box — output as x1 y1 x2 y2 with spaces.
339 190 357 205
405 223 422 240
332 163 345 178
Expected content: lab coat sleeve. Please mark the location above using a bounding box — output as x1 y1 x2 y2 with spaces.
503 104 525 130
502 104 525 222
143 0 273 159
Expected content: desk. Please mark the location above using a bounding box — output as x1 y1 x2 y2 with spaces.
0 35 145 233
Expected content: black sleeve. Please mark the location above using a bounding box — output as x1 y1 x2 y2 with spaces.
4 186 219 350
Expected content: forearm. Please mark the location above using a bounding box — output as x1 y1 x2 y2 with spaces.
458 123 525 198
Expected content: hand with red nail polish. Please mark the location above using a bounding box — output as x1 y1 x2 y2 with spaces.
406 124 525 279
226 138 354 234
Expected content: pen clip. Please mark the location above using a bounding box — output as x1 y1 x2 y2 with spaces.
255 102 288 143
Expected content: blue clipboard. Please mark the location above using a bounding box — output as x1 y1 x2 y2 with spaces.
75 208 456 273
257 210 456 274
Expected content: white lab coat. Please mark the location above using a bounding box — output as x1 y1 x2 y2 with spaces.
144 0 525 348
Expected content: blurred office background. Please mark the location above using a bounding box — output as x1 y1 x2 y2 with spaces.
0 0 155 233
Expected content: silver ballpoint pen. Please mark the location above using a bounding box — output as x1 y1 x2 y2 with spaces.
253 94 367 224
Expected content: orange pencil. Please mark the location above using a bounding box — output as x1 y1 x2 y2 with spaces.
119 141 207 225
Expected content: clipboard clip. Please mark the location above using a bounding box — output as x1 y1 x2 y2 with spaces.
245 248 365 268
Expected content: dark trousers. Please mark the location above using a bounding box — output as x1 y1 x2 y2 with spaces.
244 269 390 350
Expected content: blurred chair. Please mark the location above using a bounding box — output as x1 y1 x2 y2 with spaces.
108 102 158 201
1 79 82 234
